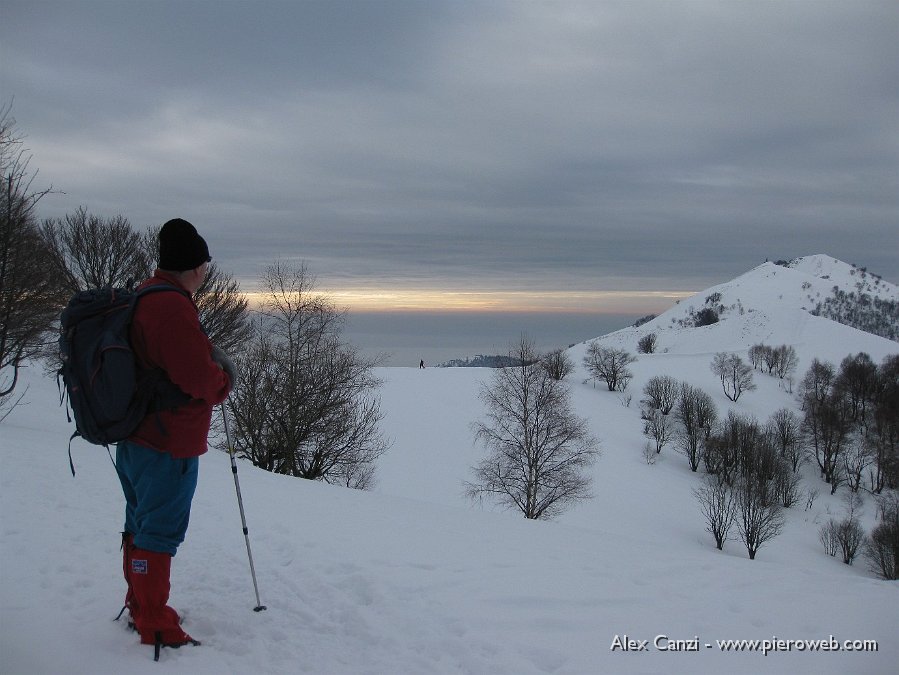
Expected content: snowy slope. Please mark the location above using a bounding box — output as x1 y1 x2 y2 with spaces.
2 256 899 674
787 254 895 293
580 255 897 369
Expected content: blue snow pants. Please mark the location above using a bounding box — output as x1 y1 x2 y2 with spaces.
115 440 199 556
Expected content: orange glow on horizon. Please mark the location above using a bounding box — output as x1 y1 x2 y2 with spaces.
242 288 695 314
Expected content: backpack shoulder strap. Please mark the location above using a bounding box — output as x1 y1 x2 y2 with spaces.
132 282 203 333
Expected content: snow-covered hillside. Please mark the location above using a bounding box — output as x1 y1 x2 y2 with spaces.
2 255 898 674
586 254 897 366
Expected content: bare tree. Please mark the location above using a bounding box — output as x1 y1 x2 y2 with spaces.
708 416 787 559
694 476 737 550
801 364 853 492
839 492 866 565
540 348 574 381
821 493 866 565
772 345 799 381
642 375 678 415
819 518 840 557
835 352 878 427
864 492 899 580
0 104 65 405
641 375 678 455
772 458 803 508
642 406 673 455
837 517 866 565
762 345 779 373
798 358 836 406
40 207 154 294
467 337 599 519
711 352 756 402
583 342 635 392
734 472 785 560
799 359 837 485
842 436 871 493
226 261 388 489
705 411 763 486
636 332 657 354
766 407 804 472
868 354 899 493
748 344 767 370
193 261 252 354
675 383 717 472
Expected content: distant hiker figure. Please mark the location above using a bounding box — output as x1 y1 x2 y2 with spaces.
115 219 235 659
420 359 425 369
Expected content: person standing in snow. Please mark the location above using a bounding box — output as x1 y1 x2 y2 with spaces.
116 218 235 656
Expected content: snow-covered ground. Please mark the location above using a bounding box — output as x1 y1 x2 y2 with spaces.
2 255 898 674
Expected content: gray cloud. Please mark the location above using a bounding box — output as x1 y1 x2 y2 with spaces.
2 0 896 299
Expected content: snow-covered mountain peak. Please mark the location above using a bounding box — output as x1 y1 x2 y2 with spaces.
585 255 898 362
785 253 891 286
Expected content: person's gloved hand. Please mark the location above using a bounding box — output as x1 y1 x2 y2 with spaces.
211 346 238 385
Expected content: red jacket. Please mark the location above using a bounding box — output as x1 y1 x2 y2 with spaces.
128 270 232 458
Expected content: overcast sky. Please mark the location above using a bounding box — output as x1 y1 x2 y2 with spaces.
2 0 897 313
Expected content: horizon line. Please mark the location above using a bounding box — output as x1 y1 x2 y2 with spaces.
241 288 696 314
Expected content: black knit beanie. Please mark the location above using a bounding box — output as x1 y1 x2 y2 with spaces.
158 218 211 272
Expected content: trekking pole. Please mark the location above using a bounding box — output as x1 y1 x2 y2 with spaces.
221 400 267 612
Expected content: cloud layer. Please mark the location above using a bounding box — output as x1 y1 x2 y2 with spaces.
2 0 897 306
